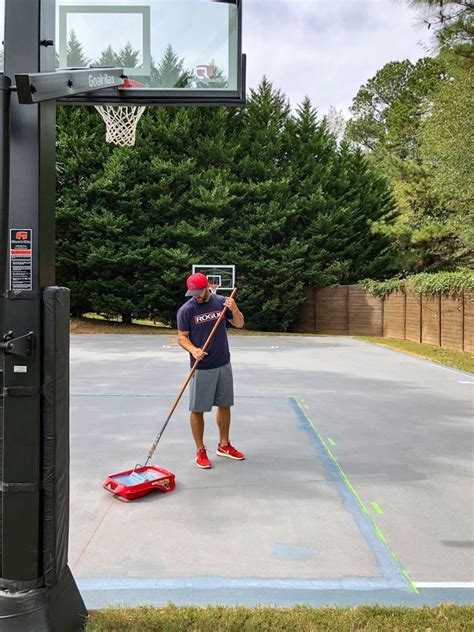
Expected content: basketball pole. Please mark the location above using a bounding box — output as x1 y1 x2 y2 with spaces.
0 1 87 629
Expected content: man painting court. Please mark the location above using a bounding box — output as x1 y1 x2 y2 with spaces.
177 272 245 468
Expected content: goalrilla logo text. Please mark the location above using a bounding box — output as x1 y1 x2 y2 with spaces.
194 311 222 325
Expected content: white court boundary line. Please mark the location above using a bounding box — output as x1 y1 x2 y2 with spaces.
415 582 474 588
356 338 474 379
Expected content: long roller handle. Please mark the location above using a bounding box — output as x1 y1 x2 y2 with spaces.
143 287 238 466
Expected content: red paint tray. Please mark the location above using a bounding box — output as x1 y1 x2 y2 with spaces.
103 465 175 501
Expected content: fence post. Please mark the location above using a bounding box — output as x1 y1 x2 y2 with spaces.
346 285 350 335
314 288 317 333
420 293 423 343
439 292 442 347
381 294 385 338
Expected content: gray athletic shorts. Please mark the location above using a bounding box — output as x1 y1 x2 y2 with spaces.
189 362 234 412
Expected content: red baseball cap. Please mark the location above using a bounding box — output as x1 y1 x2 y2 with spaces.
185 272 209 297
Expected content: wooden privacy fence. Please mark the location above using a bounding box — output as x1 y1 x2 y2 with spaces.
293 285 473 353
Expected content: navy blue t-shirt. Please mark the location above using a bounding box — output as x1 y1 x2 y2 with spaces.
177 293 233 370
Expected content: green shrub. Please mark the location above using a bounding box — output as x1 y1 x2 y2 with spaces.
360 269 474 299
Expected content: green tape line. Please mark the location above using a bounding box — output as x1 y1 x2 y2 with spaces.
292 396 418 594
372 502 384 515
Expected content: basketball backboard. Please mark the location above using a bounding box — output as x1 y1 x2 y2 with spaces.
192 264 235 293
56 0 245 106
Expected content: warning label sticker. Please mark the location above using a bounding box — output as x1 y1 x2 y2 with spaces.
10 229 33 291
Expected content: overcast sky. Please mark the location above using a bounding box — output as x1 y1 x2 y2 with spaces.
243 0 433 115
0 0 434 116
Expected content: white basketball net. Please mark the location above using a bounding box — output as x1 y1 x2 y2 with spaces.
95 105 146 146
209 284 220 294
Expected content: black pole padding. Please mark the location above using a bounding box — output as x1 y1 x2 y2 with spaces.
0 287 87 629
42 288 74 583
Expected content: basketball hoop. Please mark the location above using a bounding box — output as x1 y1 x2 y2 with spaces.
95 78 146 147
209 283 220 294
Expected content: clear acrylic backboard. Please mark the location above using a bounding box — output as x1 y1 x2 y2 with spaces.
192 264 235 293
56 0 244 105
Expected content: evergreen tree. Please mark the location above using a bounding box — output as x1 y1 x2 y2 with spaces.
56 78 402 329
118 42 141 70
327 142 397 281
152 45 193 88
345 58 444 159
67 30 89 67
224 79 301 331
79 149 152 324
344 55 469 272
288 99 396 289
417 51 473 267
56 105 112 315
95 45 120 68
408 0 473 59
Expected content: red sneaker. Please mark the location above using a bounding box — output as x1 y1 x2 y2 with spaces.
216 443 245 460
195 447 212 469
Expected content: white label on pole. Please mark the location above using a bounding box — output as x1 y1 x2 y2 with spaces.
10 229 33 291
14 366 27 373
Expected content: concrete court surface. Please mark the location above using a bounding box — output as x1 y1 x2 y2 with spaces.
68 334 474 609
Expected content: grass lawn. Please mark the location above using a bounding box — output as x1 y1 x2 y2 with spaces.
71 316 172 335
70 316 318 337
355 336 474 374
85 604 474 631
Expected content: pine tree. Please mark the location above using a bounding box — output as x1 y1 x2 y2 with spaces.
56 78 402 329
152 44 193 88
408 0 473 59
118 42 141 70
224 78 301 331
344 55 467 272
67 30 89 67
418 51 473 266
56 105 112 315
75 147 158 324
328 142 397 281
287 99 396 290
287 98 346 287
95 45 119 68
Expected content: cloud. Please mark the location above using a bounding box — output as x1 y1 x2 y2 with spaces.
243 0 433 115
0 0 433 119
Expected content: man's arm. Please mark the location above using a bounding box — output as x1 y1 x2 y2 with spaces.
177 330 208 361
224 297 244 328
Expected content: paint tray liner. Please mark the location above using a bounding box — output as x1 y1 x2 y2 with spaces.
103 465 175 501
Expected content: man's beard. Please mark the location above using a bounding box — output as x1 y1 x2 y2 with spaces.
195 288 211 303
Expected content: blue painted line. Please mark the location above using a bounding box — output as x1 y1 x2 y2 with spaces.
78 583 474 609
78 576 402 592
289 397 410 592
